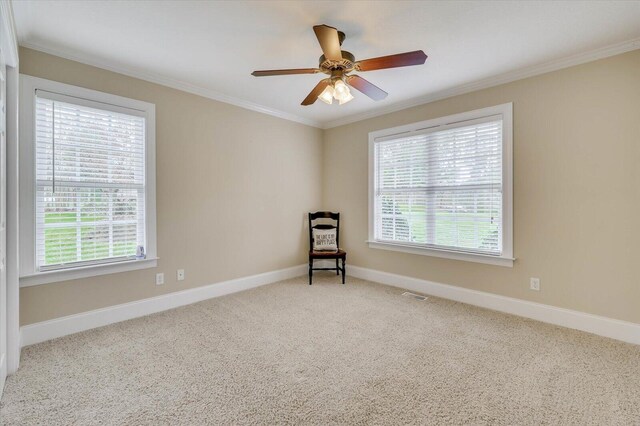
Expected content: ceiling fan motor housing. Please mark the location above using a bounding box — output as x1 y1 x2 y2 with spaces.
319 50 356 74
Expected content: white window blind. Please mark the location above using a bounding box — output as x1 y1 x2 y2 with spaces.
35 92 146 271
374 117 503 255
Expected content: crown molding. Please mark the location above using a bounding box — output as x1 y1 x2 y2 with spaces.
18 41 323 129
321 37 640 129
19 36 640 131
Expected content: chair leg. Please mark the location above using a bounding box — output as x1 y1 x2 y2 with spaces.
336 258 339 275
308 258 313 285
342 257 346 284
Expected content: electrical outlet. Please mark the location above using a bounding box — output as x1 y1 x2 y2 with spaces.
530 277 540 291
177 269 185 281
156 273 164 285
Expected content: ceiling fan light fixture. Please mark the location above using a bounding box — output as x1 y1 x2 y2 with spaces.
338 91 354 105
318 85 335 104
333 79 351 101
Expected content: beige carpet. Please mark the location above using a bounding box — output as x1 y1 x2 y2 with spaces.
2 274 639 425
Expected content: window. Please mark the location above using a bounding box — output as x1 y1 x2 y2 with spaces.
20 76 157 285
368 103 513 267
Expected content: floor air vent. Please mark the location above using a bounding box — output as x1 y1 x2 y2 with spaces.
402 292 428 301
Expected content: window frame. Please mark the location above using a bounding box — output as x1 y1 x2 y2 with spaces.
368 103 514 267
19 75 157 286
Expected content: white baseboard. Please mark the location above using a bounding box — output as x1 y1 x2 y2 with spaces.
20 264 307 347
0 353 6 400
348 265 640 345
19 262 640 349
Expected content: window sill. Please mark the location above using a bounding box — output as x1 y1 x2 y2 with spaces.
367 241 514 267
20 257 159 287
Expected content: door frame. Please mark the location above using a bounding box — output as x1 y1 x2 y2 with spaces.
1 0 20 385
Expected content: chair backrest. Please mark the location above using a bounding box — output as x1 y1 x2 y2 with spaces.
309 211 340 250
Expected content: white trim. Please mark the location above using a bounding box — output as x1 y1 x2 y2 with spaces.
21 74 155 114
5 56 19 376
368 103 513 267
20 265 640 347
1 0 20 379
18 75 158 283
20 257 158 287
20 264 307 347
348 265 640 346
0 353 5 399
18 263 640 349
0 1 18 67
35 88 149 116
367 241 514 267
323 38 640 129
19 41 322 129
19 38 640 131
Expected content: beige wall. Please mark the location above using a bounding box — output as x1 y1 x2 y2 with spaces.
323 49 640 324
19 47 640 327
19 48 323 325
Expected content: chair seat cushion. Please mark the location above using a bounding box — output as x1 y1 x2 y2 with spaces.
309 249 346 257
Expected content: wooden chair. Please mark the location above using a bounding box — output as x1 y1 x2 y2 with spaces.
308 211 346 285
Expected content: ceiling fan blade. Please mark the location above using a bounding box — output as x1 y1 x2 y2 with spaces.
251 68 319 77
346 75 388 101
355 50 427 72
313 24 342 61
301 79 330 106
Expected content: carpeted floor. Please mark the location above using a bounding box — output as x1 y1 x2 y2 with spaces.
2 274 639 425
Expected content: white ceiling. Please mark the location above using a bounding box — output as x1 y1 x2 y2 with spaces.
12 0 640 128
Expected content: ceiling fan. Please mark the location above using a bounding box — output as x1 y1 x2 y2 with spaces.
251 24 428 106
